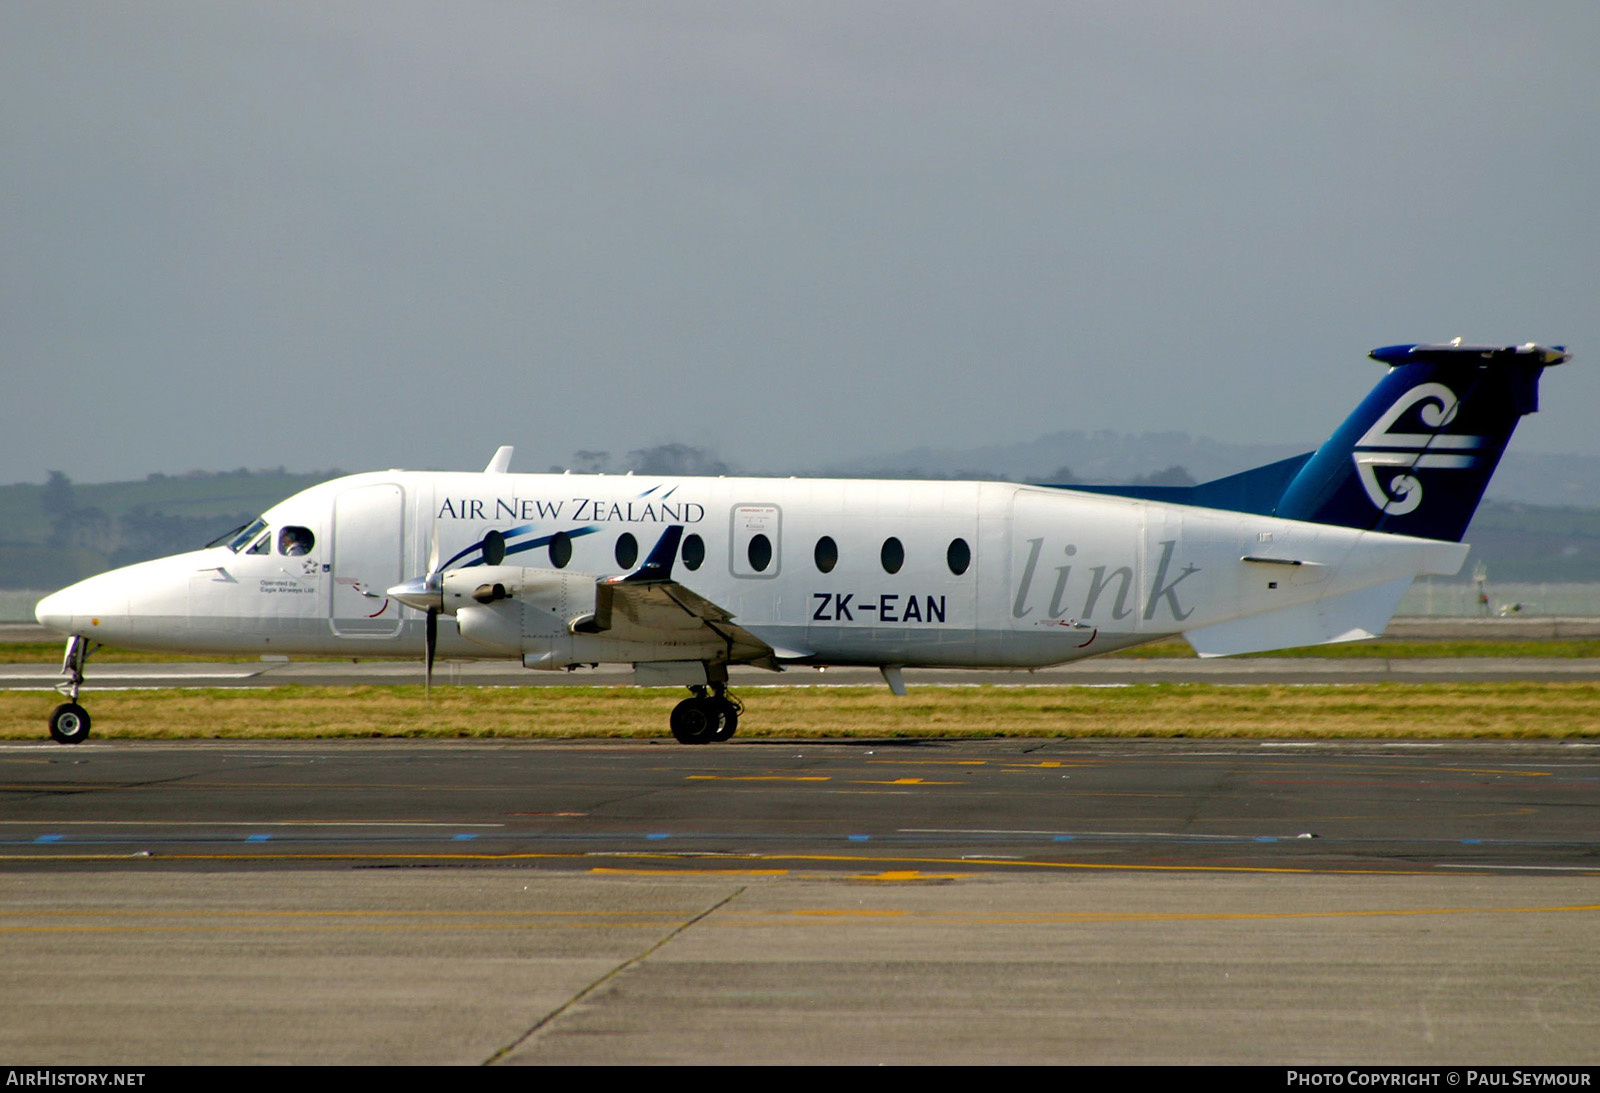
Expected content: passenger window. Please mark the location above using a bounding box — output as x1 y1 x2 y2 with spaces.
747 533 773 573
615 532 638 569
814 536 838 574
880 537 904 575
947 537 971 576
549 531 572 569
482 529 506 566
278 526 315 556
682 533 705 571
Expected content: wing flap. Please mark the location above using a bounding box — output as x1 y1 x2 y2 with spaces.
577 575 775 665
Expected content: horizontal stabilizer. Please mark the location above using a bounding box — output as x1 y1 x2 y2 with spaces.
1183 576 1413 657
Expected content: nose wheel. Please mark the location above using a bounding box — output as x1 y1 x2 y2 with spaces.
669 684 741 744
47 636 97 744
48 703 91 744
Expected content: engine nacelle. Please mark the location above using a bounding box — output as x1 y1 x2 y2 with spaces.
454 603 523 655
439 566 594 621
439 565 728 668
441 566 601 655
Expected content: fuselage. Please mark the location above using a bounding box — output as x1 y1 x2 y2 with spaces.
34 470 1466 670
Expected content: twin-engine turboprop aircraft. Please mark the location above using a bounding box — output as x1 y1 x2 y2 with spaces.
34 341 1568 744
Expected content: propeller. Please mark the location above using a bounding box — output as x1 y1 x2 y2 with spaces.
425 601 437 697
424 519 440 697
388 519 444 697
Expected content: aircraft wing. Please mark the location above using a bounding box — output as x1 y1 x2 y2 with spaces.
572 526 780 668
580 577 777 666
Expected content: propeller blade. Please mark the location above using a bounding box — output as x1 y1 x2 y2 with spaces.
425 518 441 697
425 607 438 698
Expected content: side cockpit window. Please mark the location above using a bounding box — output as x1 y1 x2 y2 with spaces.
278 526 315 556
213 518 268 553
246 531 272 555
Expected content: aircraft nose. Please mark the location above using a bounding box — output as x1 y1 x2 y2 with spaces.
33 588 74 633
33 576 128 636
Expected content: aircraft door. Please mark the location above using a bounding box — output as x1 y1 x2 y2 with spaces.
729 504 781 578
332 483 405 637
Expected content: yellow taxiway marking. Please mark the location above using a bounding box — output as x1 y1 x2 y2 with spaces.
1437 767 1553 778
849 778 962 786
847 871 968 882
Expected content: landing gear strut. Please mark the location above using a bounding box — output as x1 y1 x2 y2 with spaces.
48 636 96 745
669 683 741 745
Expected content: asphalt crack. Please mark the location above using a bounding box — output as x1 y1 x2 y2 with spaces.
481 883 749 1065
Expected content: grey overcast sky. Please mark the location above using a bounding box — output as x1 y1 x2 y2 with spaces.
3 2 1596 484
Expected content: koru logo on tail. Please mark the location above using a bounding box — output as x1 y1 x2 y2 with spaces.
1351 383 1481 515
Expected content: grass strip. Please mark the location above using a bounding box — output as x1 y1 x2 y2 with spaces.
5 682 1600 740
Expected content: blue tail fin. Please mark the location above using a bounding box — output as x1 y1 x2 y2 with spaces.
1275 342 1567 541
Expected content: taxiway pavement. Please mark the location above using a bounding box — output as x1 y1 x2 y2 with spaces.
1 737 1597 1064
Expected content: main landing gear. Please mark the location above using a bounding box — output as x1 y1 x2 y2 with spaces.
669 684 741 745
47 635 97 744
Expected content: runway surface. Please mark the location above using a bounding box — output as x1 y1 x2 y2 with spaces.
2 738 1599 1063
3 737 1599 872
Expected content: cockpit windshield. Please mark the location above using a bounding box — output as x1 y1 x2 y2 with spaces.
208 517 269 553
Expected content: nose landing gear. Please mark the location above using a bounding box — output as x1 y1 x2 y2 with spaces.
47 636 96 744
668 683 742 745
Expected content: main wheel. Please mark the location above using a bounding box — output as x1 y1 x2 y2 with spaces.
48 702 91 745
710 699 739 742
669 697 722 745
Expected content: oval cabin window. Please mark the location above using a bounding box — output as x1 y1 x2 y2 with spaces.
615 532 638 569
481 529 506 566
946 537 971 576
549 531 572 569
880 537 904 575
681 533 705 571
814 536 838 574
747 533 773 573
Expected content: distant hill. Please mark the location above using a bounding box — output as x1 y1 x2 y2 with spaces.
814 430 1303 485
812 430 1600 508
0 468 342 590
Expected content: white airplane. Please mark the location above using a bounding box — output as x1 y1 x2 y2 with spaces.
33 340 1567 745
